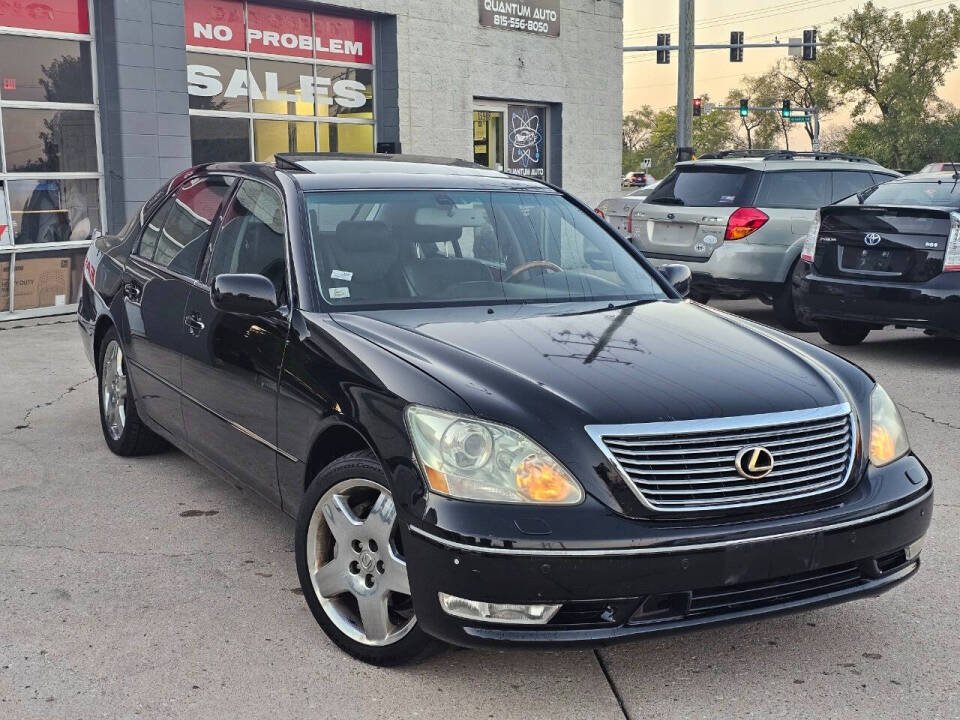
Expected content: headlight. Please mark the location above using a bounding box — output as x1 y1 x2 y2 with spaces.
405 405 584 504
869 384 910 466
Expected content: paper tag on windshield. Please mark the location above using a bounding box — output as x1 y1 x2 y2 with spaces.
329 287 351 299
331 269 353 281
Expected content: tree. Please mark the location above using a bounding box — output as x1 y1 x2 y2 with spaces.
814 1 960 167
726 72 786 150
774 57 838 149
622 107 655 154
622 98 740 177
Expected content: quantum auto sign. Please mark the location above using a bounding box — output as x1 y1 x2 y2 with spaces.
478 0 559 37
184 0 373 64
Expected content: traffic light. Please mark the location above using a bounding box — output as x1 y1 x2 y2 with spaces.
781 99 791 118
739 99 749 117
692 97 703 117
656 33 671 64
730 31 744 62
803 29 817 61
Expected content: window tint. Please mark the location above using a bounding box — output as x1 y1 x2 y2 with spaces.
136 198 175 261
647 168 757 207
832 171 876 202
754 171 832 210
851 181 960 208
153 176 234 277
208 180 287 298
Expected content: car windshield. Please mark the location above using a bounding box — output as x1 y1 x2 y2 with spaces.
304 190 667 308
846 180 960 207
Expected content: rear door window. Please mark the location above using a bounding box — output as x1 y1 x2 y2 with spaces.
754 171 832 210
831 171 876 202
153 176 234 277
647 167 758 207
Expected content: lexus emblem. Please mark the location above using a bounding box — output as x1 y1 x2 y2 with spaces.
864 232 882 246
734 447 775 480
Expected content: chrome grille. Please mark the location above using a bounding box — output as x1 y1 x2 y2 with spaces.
587 404 856 513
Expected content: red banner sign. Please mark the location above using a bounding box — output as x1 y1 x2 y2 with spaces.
0 0 89 34
185 0 372 64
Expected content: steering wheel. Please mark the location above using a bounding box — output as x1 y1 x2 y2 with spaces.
506 260 564 282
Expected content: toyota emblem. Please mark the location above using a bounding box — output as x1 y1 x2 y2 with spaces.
864 232 882 246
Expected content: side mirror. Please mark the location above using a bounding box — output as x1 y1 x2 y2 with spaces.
211 273 279 315
659 263 692 298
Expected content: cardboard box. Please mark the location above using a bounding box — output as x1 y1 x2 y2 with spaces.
0 255 73 311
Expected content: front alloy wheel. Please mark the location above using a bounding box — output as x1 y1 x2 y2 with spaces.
295 451 440 665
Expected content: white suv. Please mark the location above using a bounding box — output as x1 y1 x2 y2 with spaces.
633 151 899 328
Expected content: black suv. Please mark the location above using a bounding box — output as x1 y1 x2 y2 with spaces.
79 154 931 665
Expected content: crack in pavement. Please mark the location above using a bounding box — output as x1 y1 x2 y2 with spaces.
594 648 632 720
6 375 96 433
897 403 960 432
0 318 75 332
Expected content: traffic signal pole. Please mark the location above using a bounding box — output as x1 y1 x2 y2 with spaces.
676 0 695 162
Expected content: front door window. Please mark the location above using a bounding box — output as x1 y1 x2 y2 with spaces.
473 110 504 171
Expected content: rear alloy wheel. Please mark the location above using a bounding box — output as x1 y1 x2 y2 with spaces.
97 327 167 456
817 320 871 346
295 451 441 665
773 260 815 331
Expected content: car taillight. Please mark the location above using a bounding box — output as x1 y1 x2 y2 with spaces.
944 211 960 271
627 206 634 234
84 256 96 286
801 209 821 263
724 207 769 241
594 208 605 219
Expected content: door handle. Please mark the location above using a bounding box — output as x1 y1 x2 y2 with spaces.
123 282 141 301
184 313 205 335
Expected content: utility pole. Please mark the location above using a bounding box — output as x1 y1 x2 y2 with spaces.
676 0 695 162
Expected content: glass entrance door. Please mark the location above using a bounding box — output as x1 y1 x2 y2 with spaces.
473 110 504 171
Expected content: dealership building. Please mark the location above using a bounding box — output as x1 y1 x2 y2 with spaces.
0 0 623 318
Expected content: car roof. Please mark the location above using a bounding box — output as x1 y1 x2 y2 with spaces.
677 157 892 172
278 153 555 192
902 171 960 180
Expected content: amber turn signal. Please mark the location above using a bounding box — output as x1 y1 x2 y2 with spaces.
515 457 579 503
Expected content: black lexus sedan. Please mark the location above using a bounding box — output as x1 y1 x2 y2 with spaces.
78 154 931 666
797 172 960 344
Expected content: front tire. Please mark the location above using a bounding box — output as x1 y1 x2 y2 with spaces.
817 320 871 346
97 327 167 456
295 450 442 666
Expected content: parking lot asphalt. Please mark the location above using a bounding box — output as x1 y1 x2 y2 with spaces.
1 300 957 720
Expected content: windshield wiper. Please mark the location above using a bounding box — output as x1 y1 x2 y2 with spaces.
648 196 685 206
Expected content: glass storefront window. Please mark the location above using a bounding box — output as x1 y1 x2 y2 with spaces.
315 67 374 118
0 36 93 104
249 59 315 116
190 116 251 164
6 178 101 245
187 52 250 113
318 123 374 153
1 247 87 311
254 120 316 161
2 108 98 173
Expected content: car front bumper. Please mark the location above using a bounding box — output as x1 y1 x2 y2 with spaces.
797 271 960 336
401 462 932 648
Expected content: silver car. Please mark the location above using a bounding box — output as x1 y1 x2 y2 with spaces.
632 151 899 328
595 181 660 237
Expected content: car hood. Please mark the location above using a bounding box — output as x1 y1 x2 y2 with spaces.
329 300 846 433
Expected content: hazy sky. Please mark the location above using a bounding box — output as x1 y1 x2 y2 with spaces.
622 0 960 147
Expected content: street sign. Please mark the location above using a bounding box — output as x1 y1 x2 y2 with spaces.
789 115 811 123
641 157 652 169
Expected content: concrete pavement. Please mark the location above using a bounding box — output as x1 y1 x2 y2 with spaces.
0 303 957 719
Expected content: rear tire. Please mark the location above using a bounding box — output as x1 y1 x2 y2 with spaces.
773 260 815 331
295 450 443 666
817 320 871 346
97 327 167 456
